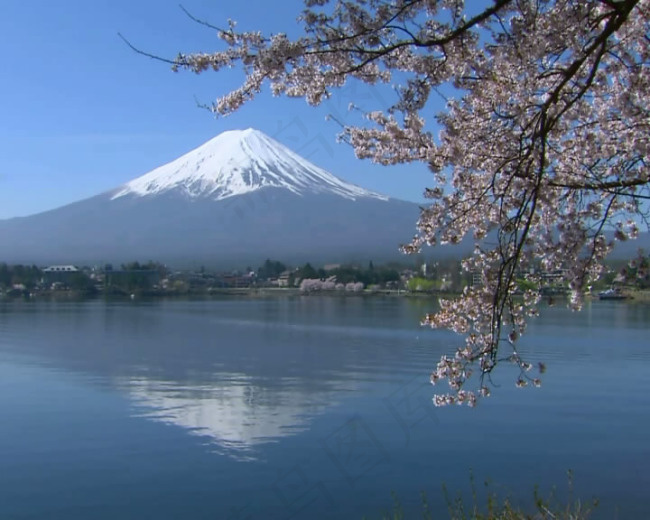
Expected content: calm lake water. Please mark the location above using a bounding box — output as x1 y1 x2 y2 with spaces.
0 296 648 519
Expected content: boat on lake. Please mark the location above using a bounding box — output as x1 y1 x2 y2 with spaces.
598 288 628 300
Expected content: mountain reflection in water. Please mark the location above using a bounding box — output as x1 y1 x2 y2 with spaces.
1 297 648 519
120 373 345 459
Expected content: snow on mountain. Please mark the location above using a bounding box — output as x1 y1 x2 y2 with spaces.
0 128 423 266
111 128 387 201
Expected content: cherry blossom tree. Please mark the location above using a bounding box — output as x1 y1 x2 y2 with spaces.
155 0 650 405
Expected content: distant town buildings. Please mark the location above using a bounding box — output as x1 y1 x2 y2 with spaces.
42 265 81 285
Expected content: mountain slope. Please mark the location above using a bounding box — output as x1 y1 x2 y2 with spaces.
0 129 420 266
111 128 386 202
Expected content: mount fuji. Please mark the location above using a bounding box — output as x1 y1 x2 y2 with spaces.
0 129 421 266
112 128 386 202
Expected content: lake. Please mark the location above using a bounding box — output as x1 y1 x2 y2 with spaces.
0 296 648 519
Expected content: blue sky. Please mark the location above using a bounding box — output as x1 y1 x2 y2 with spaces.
0 0 438 219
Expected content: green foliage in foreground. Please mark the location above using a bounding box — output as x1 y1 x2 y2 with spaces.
0 263 42 289
371 472 597 520
407 277 438 292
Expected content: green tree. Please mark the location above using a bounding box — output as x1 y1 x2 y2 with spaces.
0 263 9 287
257 258 287 280
298 263 318 280
68 272 96 293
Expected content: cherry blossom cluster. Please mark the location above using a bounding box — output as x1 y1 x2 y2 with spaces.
171 0 649 404
300 279 364 292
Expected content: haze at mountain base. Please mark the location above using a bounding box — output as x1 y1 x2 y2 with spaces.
0 129 422 267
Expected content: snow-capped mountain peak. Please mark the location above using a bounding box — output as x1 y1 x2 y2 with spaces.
111 128 387 201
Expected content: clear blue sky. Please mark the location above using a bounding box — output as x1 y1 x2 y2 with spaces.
0 0 437 219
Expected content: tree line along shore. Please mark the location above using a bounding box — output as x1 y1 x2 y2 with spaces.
1 254 648 300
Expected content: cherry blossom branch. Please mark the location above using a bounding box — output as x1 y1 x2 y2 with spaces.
151 0 649 406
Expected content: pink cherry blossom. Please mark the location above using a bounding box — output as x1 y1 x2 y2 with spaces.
167 0 649 405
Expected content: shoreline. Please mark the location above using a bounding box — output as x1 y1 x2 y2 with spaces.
2 287 650 303
0 286 449 302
